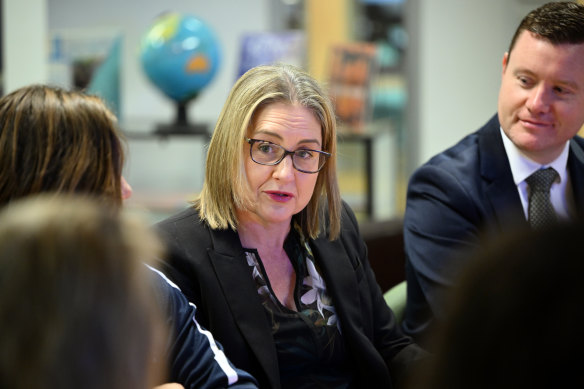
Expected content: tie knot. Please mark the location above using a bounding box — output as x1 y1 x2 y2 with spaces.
526 167 558 193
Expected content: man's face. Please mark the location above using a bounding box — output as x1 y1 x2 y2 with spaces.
498 31 584 164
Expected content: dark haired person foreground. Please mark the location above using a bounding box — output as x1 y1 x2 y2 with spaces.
403 1 584 347
0 84 258 388
156 63 426 388
407 221 584 389
0 195 169 389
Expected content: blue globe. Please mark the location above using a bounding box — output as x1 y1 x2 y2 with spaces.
140 13 221 103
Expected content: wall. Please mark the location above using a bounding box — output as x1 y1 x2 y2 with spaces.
44 0 274 220
3 0 48 93
406 0 554 172
47 0 271 129
4 0 558 220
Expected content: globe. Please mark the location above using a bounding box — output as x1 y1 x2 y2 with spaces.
140 12 221 104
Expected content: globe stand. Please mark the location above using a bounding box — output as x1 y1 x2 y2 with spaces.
155 100 209 135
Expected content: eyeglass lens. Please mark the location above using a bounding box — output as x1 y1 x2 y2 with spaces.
250 140 325 173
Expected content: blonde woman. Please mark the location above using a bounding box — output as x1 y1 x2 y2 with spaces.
157 64 426 388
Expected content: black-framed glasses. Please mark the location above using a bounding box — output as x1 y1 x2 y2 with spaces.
246 138 331 174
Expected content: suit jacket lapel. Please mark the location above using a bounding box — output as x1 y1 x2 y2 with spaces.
479 115 526 230
310 234 364 336
568 138 584 215
206 228 280 387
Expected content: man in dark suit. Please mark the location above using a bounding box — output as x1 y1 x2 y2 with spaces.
402 1 584 347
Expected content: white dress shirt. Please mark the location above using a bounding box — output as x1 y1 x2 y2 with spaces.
500 127 573 221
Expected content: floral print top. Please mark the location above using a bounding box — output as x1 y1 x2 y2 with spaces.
244 225 356 388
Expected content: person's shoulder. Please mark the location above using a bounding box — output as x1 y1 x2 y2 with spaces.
144 264 191 314
321 199 357 224
337 200 361 236
569 135 584 176
571 134 584 150
154 206 209 257
155 206 207 240
425 115 498 167
412 114 499 178
340 200 356 220
147 264 183 292
315 200 358 239
156 205 200 227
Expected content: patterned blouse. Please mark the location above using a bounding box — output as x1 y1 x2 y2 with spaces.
244 225 356 388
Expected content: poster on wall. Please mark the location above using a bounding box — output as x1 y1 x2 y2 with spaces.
237 30 306 79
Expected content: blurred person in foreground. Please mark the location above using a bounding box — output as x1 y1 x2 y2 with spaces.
0 84 258 389
406 220 584 389
155 63 426 389
0 194 169 389
403 1 584 347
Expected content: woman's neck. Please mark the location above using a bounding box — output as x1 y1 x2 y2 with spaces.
237 218 291 251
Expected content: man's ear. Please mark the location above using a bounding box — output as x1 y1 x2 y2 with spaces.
502 52 510 75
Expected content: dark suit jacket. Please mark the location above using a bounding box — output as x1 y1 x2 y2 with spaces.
156 202 424 388
402 114 584 346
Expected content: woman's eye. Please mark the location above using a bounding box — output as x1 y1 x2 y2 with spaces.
296 150 314 159
258 143 275 154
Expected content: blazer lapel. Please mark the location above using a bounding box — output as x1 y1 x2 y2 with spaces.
207 229 280 387
568 138 584 215
310 234 364 336
478 116 526 230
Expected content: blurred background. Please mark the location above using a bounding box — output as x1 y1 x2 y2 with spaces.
1 0 561 224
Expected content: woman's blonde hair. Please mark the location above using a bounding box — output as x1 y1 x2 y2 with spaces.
197 64 341 240
0 85 125 208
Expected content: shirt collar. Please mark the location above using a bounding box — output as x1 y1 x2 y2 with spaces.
500 127 569 185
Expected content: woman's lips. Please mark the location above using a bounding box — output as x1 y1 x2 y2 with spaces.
265 191 293 202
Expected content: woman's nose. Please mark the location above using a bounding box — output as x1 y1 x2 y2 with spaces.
272 154 295 180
